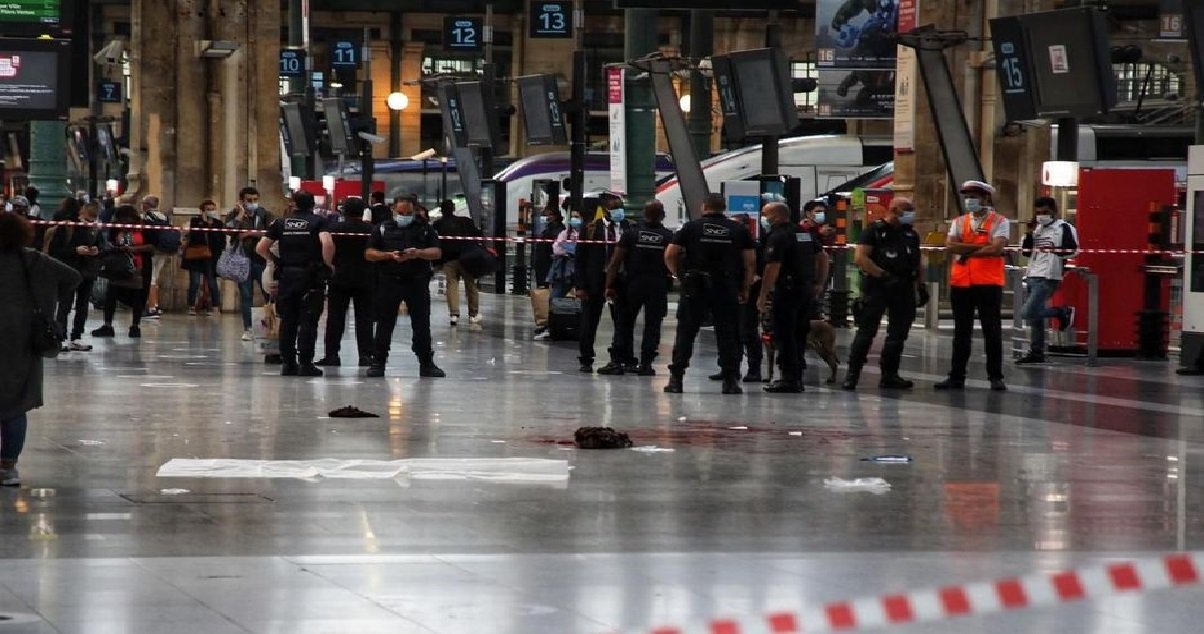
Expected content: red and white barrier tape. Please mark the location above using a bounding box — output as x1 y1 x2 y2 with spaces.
25 219 1204 255
636 552 1203 634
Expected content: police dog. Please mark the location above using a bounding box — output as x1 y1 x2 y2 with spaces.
764 319 841 384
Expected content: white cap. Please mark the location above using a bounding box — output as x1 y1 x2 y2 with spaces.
960 180 996 195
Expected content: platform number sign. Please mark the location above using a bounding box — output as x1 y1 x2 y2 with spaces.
97 81 121 103
444 16 484 51
531 2 572 39
988 16 1038 121
331 40 359 69
279 49 306 78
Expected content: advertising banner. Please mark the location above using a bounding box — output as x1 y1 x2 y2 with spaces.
607 67 627 195
816 0 900 69
817 69 895 119
893 0 918 150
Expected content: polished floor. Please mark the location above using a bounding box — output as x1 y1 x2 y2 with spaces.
2 290 1203 633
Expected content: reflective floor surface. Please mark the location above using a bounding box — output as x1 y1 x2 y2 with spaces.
2 291 1203 633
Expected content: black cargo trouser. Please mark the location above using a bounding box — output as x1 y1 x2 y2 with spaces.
739 279 763 373
669 273 741 378
324 280 376 362
612 276 670 366
277 267 325 366
950 284 1004 381
771 289 803 382
847 282 916 377
373 276 433 366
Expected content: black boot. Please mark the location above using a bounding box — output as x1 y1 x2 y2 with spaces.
763 379 803 393
298 363 323 377
879 375 915 389
742 369 763 383
721 376 743 395
315 356 341 367
596 361 625 376
366 364 386 378
841 367 861 391
636 364 656 376
420 362 446 378
664 372 684 393
934 376 965 390
281 362 299 377
707 372 724 381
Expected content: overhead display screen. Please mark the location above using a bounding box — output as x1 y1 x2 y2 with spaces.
0 38 70 119
0 0 62 25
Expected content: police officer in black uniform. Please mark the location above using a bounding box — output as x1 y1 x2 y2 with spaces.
316 197 376 368
364 200 445 379
256 191 335 377
842 197 923 390
664 193 757 395
602 200 675 376
756 202 818 393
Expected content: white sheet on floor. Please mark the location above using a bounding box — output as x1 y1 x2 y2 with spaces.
156 458 570 482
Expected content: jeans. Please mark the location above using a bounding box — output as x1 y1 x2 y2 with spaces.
1 414 28 462
188 266 222 309
57 277 95 341
949 285 1004 381
443 259 480 318
239 261 268 330
1021 277 1062 356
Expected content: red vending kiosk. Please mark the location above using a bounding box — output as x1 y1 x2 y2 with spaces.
1060 168 1177 353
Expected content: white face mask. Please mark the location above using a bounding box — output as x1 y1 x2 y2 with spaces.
964 198 984 214
1036 214 1054 226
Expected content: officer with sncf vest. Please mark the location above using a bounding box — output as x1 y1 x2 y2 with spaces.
937 180 1010 391
842 197 922 391
256 191 335 377
364 200 446 379
603 200 675 376
663 193 756 395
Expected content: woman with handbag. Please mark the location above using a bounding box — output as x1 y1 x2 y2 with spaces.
92 205 155 339
182 199 226 316
45 201 104 351
0 214 81 486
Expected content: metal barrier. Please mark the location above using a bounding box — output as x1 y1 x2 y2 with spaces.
1010 266 1099 367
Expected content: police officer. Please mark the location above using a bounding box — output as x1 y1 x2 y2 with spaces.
663 193 756 395
842 197 922 390
364 200 445 379
756 202 817 393
316 197 376 368
602 200 675 376
255 191 335 377
938 180 1010 391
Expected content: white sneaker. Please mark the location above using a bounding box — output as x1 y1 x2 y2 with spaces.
534 330 551 341
470 314 483 325
0 466 19 487
242 330 253 341
449 315 459 327
68 340 93 352
188 308 197 316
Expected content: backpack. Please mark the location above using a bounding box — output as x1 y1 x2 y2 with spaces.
145 210 181 253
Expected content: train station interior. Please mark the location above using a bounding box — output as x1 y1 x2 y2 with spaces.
1 0 1204 633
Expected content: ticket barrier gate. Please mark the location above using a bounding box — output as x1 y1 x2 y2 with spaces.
1009 265 1100 367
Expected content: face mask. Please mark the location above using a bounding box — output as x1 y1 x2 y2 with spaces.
759 216 771 231
1036 214 1054 226
4 203 11 213
569 218 582 229
963 197 983 214
900 211 916 225
813 211 826 224
245 202 259 212
396 214 414 227
610 208 626 223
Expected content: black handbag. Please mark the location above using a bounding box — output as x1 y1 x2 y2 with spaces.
18 251 64 358
98 249 136 281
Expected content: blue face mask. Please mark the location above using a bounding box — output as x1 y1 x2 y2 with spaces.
900 211 916 225
569 217 582 229
245 202 259 212
396 214 414 227
610 208 626 223
964 198 983 214
813 211 827 224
